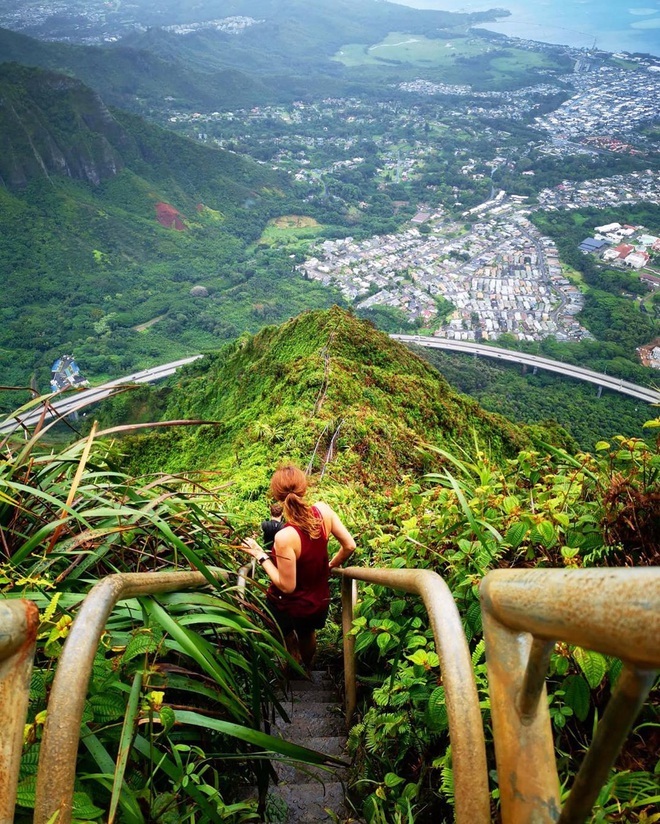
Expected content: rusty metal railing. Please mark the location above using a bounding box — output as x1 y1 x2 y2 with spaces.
33 569 229 824
0 599 39 824
480 567 660 824
333 566 491 824
4 565 659 824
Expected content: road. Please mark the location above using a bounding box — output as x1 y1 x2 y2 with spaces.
391 335 660 404
4 338 658 436
1 356 203 434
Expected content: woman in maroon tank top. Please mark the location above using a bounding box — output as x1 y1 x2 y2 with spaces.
242 464 356 669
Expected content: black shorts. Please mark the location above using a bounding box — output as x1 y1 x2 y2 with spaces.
267 600 329 636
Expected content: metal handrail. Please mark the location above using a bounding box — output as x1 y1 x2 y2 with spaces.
4 564 657 824
333 566 491 824
33 568 229 824
480 567 660 824
0 599 39 824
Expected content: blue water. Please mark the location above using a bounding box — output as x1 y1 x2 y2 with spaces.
391 0 660 56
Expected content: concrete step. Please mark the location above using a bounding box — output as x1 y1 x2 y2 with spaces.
288 670 335 691
267 779 346 823
248 669 351 822
273 736 348 784
273 707 345 739
286 688 337 703
274 756 348 786
294 735 347 758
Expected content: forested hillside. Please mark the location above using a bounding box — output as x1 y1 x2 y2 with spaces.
0 0 492 112
415 346 655 451
0 27 277 112
111 307 537 491
0 64 339 403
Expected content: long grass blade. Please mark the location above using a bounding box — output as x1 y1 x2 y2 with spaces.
80 726 145 824
132 735 225 823
143 599 249 720
174 710 348 765
108 669 143 824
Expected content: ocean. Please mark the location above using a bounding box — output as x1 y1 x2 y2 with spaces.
390 0 660 56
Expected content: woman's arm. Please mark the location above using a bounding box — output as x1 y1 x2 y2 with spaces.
318 503 356 569
242 532 298 594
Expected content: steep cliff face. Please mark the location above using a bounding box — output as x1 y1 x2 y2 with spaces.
0 64 127 188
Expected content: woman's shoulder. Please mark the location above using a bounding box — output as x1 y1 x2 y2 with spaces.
312 501 332 514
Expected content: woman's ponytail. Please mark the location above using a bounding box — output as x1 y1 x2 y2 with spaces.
270 465 322 538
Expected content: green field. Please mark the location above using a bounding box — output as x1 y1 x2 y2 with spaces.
258 215 325 247
334 32 566 90
334 32 492 69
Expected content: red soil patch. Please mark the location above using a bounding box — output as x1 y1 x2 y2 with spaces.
155 202 187 230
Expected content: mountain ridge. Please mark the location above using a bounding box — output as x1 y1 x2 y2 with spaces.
116 307 549 500
0 26 273 113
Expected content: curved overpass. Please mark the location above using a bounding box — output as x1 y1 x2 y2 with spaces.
3 338 658 436
391 335 660 405
1 356 203 435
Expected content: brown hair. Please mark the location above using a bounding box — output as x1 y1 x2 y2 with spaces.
269 502 284 518
270 464 322 539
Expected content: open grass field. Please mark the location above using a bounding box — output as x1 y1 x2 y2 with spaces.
334 32 566 90
258 215 324 247
334 32 492 69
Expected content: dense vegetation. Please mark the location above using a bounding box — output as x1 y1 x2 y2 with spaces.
0 0 502 114
103 308 536 486
0 27 274 113
411 345 655 452
3 308 658 823
0 65 346 404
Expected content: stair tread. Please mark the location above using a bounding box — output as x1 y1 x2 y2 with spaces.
267 780 346 822
298 735 347 753
275 759 349 785
288 670 335 690
246 670 350 821
286 688 337 703
274 713 345 738
278 700 342 714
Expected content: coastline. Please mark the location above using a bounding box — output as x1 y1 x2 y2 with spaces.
390 0 660 58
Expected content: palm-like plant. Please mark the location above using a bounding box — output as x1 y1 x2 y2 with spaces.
2 394 341 823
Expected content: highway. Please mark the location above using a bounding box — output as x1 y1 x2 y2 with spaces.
391 335 660 404
3 337 658 437
1 356 203 435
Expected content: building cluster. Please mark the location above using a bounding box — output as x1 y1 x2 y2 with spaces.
50 355 89 392
537 170 660 210
535 67 660 149
580 222 659 271
397 79 563 120
300 201 590 342
163 17 262 35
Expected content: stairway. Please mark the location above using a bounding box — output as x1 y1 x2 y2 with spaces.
266 669 352 823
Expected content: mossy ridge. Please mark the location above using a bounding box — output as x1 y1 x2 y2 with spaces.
120 307 536 501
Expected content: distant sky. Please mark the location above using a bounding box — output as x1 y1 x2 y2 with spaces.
388 0 660 56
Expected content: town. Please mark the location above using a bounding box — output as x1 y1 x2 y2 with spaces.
299 199 589 342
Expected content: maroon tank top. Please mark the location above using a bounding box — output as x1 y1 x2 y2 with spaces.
267 506 330 618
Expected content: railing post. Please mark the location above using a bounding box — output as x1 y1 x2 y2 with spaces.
340 575 357 726
481 567 660 824
33 569 228 824
558 665 656 824
481 609 560 823
0 599 39 824
334 566 490 824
